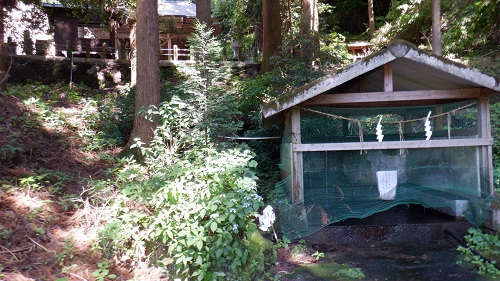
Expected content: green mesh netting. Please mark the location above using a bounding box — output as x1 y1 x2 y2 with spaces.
275 100 493 240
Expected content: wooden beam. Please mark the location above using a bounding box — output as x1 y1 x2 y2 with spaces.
383 63 393 92
302 88 482 106
290 107 304 204
293 138 493 152
478 97 494 195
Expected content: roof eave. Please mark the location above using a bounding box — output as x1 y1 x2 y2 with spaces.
261 47 396 122
261 40 500 124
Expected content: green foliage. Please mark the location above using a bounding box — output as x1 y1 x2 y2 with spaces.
312 251 325 261
91 261 117 281
490 103 500 192
98 145 266 279
54 238 77 266
174 21 243 143
80 97 123 151
441 0 499 56
19 169 71 193
318 32 351 67
372 0 432 49
236 58 327 201
373 0 499 57
277 237 291 249
9 83 82 103
239 231 277 280
457 228 500 277
0 144 22 162
331 267 366 279
96 23 272 280
212 0 253 42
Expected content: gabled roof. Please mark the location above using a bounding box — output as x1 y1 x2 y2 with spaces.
261 40 500 124
158 0 195 17
43 0 196 17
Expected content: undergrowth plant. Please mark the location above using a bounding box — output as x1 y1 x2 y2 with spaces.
98 143 267 279
96 22 275 280
457 228 500 277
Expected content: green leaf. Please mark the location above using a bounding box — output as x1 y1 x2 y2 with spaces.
196 240 203 251
216 248 223 257
248 160 258 168
195 255 203 265
235 247 242 257
210 221 217 232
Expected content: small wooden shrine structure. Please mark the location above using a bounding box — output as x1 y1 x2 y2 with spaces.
261 40 500 237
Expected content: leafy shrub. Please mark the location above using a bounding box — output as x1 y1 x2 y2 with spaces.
97 22 275 280
98 144 267 279
80 97 123 151
457 228 500 277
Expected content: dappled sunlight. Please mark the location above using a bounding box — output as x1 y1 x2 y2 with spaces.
1 87 125 280
11 191 51 214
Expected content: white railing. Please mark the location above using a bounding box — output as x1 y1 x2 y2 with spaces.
160 45 190 61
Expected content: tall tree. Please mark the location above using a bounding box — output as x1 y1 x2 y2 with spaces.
196 0 211 26
0 0 30 92
261 0 281 73
300 0 319 66
431 0 441 55
368 0 375 38
124 0 161 155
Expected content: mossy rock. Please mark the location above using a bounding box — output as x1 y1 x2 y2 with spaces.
240 231 277 280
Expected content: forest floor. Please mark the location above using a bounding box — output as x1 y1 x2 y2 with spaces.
0 87 333 281
2 49 500 280
0 91 135 280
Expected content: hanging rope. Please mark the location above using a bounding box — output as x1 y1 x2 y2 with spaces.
358 120 366 154
398 122 407 155
300 100 479 125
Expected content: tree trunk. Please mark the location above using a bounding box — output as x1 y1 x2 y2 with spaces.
431 0 441 55
368 0 375 39
129 19 137 86
261 0 281 73
0 0 8 92
124 0 160 158
196 0 211 26
300 0 319 66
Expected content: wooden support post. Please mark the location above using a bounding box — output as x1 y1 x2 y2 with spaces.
435 106 443 131
405 113 413 134
383 63 393 92
85 40 91 60
167 37 172 60
66 40 71 58
291 106 304 204
119 41 126 60
478 97 494 196
238 46 243 61
102 42 108 59
173 45 178 61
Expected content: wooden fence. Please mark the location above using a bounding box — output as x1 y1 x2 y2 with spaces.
6 37 192 61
